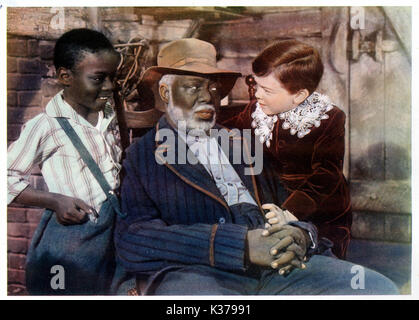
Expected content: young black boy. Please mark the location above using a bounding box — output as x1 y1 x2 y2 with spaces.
7 28 123 295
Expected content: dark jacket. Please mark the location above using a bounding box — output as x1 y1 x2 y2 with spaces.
114 115 298 276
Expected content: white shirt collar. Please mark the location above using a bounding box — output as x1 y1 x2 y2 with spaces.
45 90 116 130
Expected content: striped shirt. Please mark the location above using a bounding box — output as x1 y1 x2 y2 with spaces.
7 91 122 212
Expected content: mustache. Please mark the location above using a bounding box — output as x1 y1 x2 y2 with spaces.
193 104 215 112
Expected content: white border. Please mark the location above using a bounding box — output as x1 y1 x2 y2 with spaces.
1 0 417 301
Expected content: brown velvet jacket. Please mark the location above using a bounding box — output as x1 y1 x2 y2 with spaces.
221 100 352 259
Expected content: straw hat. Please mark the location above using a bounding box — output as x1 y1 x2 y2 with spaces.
136 38 241 111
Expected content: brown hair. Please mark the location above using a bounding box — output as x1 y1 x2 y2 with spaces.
252 40 323 94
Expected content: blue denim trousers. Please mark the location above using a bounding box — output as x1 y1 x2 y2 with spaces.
26 199 117 295
150 255 399 295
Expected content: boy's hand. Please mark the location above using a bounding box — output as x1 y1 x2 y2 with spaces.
262 204 298 228
13 187 96 225
52 195 93 225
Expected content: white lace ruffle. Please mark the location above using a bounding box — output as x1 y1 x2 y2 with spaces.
251 102 278 147
251 92 334 145
279 92 334 138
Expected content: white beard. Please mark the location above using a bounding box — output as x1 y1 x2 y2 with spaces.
167 99 216 133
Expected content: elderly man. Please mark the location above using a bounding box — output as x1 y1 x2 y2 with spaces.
114 38 398 295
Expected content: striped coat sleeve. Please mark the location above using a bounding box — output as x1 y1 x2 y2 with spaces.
114 144 249 273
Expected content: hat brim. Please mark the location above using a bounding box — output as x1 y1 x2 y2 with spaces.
136 64 242 111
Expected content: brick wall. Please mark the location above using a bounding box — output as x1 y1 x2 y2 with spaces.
7 207 43 295
7 34 60 295
7 37 58 144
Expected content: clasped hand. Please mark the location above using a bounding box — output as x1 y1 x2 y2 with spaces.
247 225 308 276
247 204 308 276
264 224 309 275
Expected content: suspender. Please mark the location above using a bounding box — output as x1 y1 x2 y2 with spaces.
56 117 126 218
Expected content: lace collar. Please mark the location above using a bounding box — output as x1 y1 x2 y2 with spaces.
251 92 334 146
251 103 278 147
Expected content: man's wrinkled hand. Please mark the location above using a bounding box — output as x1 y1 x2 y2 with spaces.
247 229 279 267
262 224 310 276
